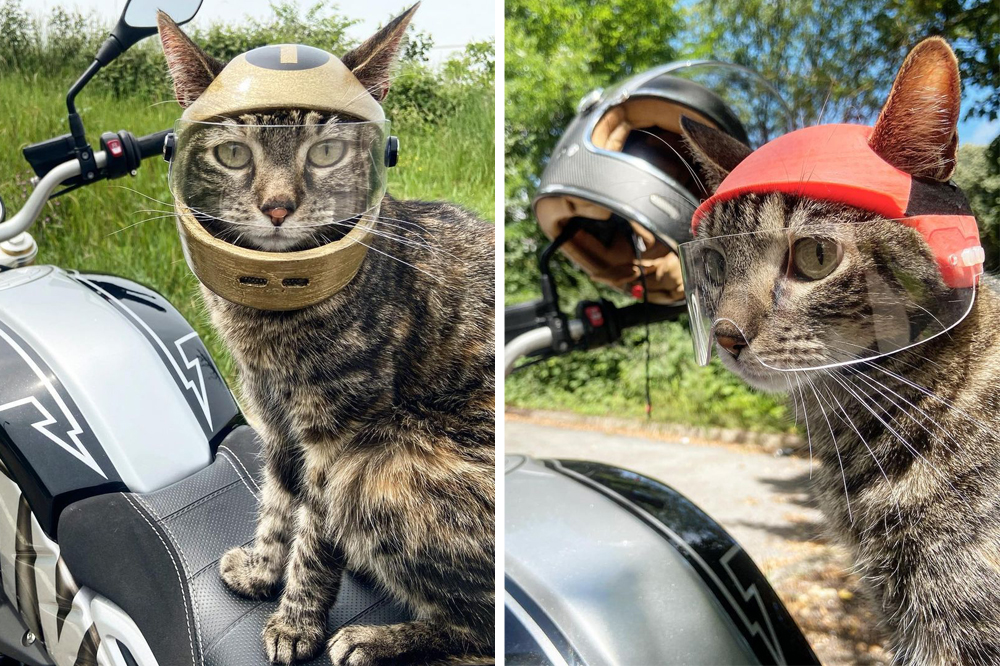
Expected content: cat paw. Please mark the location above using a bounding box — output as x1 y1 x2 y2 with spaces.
262 612 326 665
331 625 435 666
328 626 385 666
219 546 280 600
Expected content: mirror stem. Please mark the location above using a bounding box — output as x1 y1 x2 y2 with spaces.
66 60 101 147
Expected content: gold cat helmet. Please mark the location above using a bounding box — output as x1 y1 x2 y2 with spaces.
166 44 397 311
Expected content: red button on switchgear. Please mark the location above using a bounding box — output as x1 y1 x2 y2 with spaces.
584 305 604 327
106 138 123 158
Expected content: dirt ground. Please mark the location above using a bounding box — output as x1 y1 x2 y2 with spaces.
505 412 892 666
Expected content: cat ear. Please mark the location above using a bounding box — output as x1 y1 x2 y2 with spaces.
679 116 753 192
341 3 420 102
869 37 961 181
157 10 226 108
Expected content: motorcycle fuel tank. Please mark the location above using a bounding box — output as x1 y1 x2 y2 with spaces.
0 265 240 538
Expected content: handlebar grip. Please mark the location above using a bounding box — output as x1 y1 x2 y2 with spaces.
616 302 687 329
137 130 170 160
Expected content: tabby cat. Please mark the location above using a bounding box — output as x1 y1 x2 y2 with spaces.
681 38 1000 664
158 8 495 666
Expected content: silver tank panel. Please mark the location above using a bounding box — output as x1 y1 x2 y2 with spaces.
505 455 758 665
0 265 228 494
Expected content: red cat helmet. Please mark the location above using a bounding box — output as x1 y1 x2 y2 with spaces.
691 124 983 288
680 123 984 370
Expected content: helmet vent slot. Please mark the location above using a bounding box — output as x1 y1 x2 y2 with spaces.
282 278 310 287
238 276 269 287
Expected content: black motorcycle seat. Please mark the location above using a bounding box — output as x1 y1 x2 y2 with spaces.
57 426 412 666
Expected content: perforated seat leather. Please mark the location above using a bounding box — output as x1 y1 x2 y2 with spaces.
57 426 411 666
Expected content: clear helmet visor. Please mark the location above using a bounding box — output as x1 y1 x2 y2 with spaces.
678 219 979 371
168 118 389 249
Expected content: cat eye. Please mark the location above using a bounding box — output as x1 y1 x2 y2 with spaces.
214 141 252 169
701 248 726 285
791 237 843 280
307 140 348 168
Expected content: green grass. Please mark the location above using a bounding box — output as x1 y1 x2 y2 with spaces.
505 317 795 433
0 72 494 382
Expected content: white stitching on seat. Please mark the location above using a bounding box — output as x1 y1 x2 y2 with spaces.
218 445 261 493
217 450 260 499
134 494 205 665
121 493 202 666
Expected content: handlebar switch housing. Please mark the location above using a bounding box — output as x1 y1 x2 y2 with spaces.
576 299 622 349
23 134 77 179
100 131 143 179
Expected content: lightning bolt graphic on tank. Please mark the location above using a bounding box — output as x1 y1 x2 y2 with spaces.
0 327 106 479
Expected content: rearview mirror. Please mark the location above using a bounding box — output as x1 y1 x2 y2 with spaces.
107 0 203 55
123 0 202 29
67 0 203 124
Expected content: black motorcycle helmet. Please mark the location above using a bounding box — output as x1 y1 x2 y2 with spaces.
533 62 754 304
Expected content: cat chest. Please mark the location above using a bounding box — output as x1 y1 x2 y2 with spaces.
313 445 490 557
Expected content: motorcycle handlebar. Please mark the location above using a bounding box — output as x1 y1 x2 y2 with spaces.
503 299 687 375
0 127 170 239
137 129 170 160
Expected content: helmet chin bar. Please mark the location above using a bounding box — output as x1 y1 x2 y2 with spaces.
175 207 375 311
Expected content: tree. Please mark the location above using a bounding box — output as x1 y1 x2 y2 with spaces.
505 0 685 224
953 144 1000 272
688 0 997 133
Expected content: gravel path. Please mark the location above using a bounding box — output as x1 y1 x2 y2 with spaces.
505 414 891 665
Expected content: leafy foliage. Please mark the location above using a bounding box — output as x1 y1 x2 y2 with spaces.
953 145 1000 271
0 1 494 136
689 0 998 127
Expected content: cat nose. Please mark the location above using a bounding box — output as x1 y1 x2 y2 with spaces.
261 201 296 227
716 334 747 357
713 326 749 358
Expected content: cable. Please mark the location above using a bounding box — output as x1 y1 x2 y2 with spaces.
630 231 652 419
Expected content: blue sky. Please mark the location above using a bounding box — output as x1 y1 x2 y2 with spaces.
958 89 998 147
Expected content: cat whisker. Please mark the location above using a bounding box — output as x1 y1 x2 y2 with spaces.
111 185 174 208
107 213 178 236
842 365 970 464
783 373 799 427
806 381 853 525
812 343 968 459
323 217 453 258
332 231 444 283
793 372 814 479
830 368 971 510
362 214 432 234
824 375 905 536
863 360 993 433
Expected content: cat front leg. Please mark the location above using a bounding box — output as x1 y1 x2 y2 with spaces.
221 431 302 599
263 498 344 664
